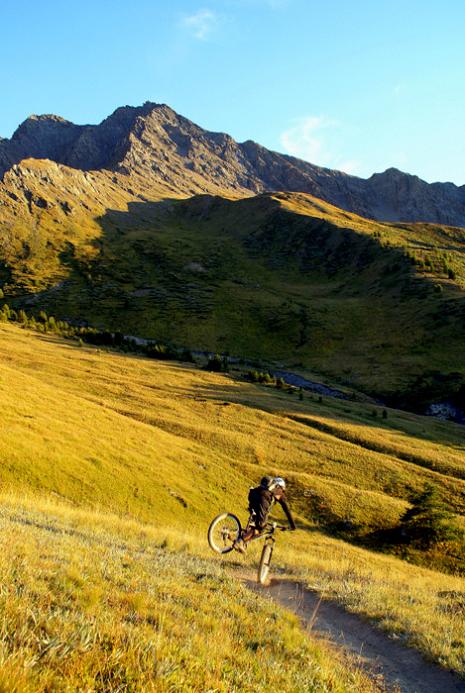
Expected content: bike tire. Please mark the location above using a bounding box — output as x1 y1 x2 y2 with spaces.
257 543 273 584
208 513 242 554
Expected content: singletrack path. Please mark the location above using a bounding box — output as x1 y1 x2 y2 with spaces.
245 578 465 693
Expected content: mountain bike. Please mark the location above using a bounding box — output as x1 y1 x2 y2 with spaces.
207 512 287 584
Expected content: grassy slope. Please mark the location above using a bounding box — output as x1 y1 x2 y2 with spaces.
1 323 465 680
0 496 375 692
3 184 465 397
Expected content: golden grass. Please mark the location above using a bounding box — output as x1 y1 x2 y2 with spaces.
2 323 463 521
275 534 465 675
0 323 464 679
0 493 376 692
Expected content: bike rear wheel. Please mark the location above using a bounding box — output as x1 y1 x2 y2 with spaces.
208 513 242 554
258 542 273 584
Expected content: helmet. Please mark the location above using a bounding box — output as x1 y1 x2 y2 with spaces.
271 477 286 490
260 475 273 489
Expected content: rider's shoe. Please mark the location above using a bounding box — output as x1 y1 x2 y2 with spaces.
233 538 247 554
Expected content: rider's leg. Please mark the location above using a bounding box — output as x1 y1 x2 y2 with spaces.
241 527 258 542
233 525 263 552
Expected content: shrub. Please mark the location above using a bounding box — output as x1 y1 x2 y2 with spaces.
399 484 458 548
145 344 177 361
247 370 274 384
246 370 259 382
204 355 224 372
221 355 230 373
180 348 194 363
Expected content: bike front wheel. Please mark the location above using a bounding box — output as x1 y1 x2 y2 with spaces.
258 542 273 584
208 513 242 554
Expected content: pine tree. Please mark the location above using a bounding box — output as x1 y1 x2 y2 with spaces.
400 483 456 548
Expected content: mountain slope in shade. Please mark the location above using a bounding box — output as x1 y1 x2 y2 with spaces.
1 157 465 401
1 102 465 225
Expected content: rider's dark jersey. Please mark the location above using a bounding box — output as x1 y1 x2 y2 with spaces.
248 486 296 531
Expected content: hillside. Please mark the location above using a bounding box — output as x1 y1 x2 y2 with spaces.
2 102 465 225
1 497 377 692
0 103 464 409
0 322 465 686
1 179 465 405
3 320 465 532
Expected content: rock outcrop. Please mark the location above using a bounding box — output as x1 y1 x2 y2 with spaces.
1 102 465 226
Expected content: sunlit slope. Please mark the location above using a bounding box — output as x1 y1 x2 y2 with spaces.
0 158 181 293
2 324 465 677
1 323 465 530
0 496 375 692
3 188 464 398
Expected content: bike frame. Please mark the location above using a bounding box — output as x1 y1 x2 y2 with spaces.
243 516 284 544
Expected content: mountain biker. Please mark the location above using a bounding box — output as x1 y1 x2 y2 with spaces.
234 476 296 553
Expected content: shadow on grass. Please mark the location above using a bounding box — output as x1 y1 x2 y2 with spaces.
17 193 465 377
13 193 465 442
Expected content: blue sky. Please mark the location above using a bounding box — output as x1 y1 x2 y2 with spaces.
2 0 464 184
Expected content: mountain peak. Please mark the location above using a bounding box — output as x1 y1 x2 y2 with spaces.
24 113 70 123
104 101 176 123
1 102 465 225
12 113 75 139
370 167 412 181
382 167 404 177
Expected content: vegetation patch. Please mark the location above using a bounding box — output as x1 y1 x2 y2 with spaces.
0 497 375 692
2 190 465 401
0 323 464 678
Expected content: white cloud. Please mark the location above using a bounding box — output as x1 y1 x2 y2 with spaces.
280 115 330 162
182 9 218 40
279 115 360 175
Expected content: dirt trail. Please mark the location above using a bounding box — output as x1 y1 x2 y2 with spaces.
245 578 465 693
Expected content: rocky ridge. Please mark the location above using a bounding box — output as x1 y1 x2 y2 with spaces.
1 102 465 226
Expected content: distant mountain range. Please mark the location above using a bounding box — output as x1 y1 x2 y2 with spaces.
1 102 465 227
